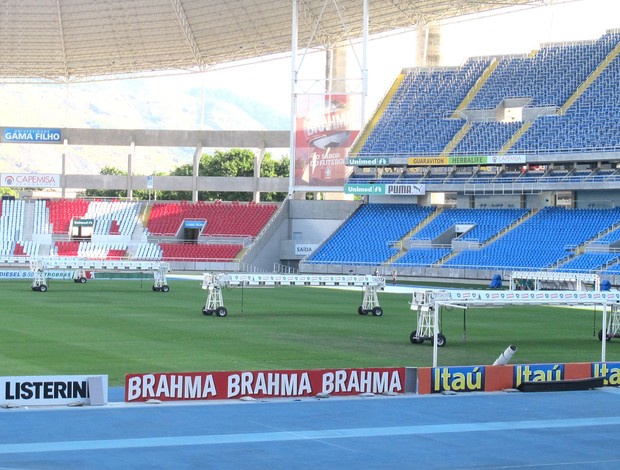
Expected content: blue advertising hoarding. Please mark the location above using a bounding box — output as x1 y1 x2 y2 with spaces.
2 127 62 143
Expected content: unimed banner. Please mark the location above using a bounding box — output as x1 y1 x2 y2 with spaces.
294 94 359 188
125 367 406 402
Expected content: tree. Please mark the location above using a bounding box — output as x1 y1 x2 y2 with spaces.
200 149 289 201
0 187 19 199
84 166 128 199
164 148 289 202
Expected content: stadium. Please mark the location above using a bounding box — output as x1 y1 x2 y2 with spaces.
1 2 619 287
2 1 620 468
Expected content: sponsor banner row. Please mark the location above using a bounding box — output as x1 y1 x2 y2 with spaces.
429 289 620 303
0 270 78 280
344 183 425 196
1 173 61 188
1 375 108 406
407 155 527 166
418 362 620 394
4 362 620 405
345 155 527 167
125 367 408 402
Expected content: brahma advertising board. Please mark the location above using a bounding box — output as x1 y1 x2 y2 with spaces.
125 367 406 402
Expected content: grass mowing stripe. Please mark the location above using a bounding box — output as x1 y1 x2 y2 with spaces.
0 280 617 386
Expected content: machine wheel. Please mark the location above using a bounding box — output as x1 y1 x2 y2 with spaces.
79 277 87 284
358 306 364 315
161 285 170 293
410 331 423 344
372 306 384 317
39 284 48 292
152 286 161 292
598 329 612 341
215 307 228 317
202 308 213 316
433 333 447 347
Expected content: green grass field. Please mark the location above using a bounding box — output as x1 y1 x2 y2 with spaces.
1 278 618 386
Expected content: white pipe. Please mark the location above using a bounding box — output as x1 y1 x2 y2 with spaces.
493 345 517 366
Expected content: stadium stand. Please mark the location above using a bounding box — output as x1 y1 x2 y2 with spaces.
46 199 90 234
444 207 620 270
306 204 435 265
3 32 620 282
146 201 277 237
352 30 620 161
158 243 243 262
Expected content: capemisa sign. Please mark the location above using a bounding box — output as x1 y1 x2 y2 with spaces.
2 127 62 143
1 173 60 188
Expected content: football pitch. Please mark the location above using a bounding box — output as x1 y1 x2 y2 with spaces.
1 278 617 386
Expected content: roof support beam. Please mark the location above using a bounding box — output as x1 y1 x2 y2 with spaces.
170 0 204 69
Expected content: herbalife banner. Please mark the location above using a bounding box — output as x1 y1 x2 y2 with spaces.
344 183 426 196
294 94 359 188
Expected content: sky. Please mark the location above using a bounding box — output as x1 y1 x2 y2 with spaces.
0 0 619 174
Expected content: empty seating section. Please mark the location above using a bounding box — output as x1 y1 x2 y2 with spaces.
0 200 39 257
0 199 25 242
54 241 80 256
134 242 163 260
445 207 620 270
0 199 279 264
306 204 435 265
357 59 491 157
512 37 620 154
596 227 620 244
411 208 529 244
85 201 140 236
469 36 614 110
452 121 520 154
33 199 51 236
158 243 242 261
53 241 127 259
147 201 277 237
394 248 450 267
556 252 620 273
351 31 620 163
46 199 90 234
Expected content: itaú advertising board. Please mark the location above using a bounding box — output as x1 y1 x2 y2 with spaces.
1 375 108 406
1 173 60 188
125 367 407 402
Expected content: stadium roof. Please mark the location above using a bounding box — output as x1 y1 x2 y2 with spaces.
0 0 556 83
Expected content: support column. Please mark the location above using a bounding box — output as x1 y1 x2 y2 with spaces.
192 143 202 202
253 140 266 203
127 141 135 200
61 139 68 198
417 25 441 67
